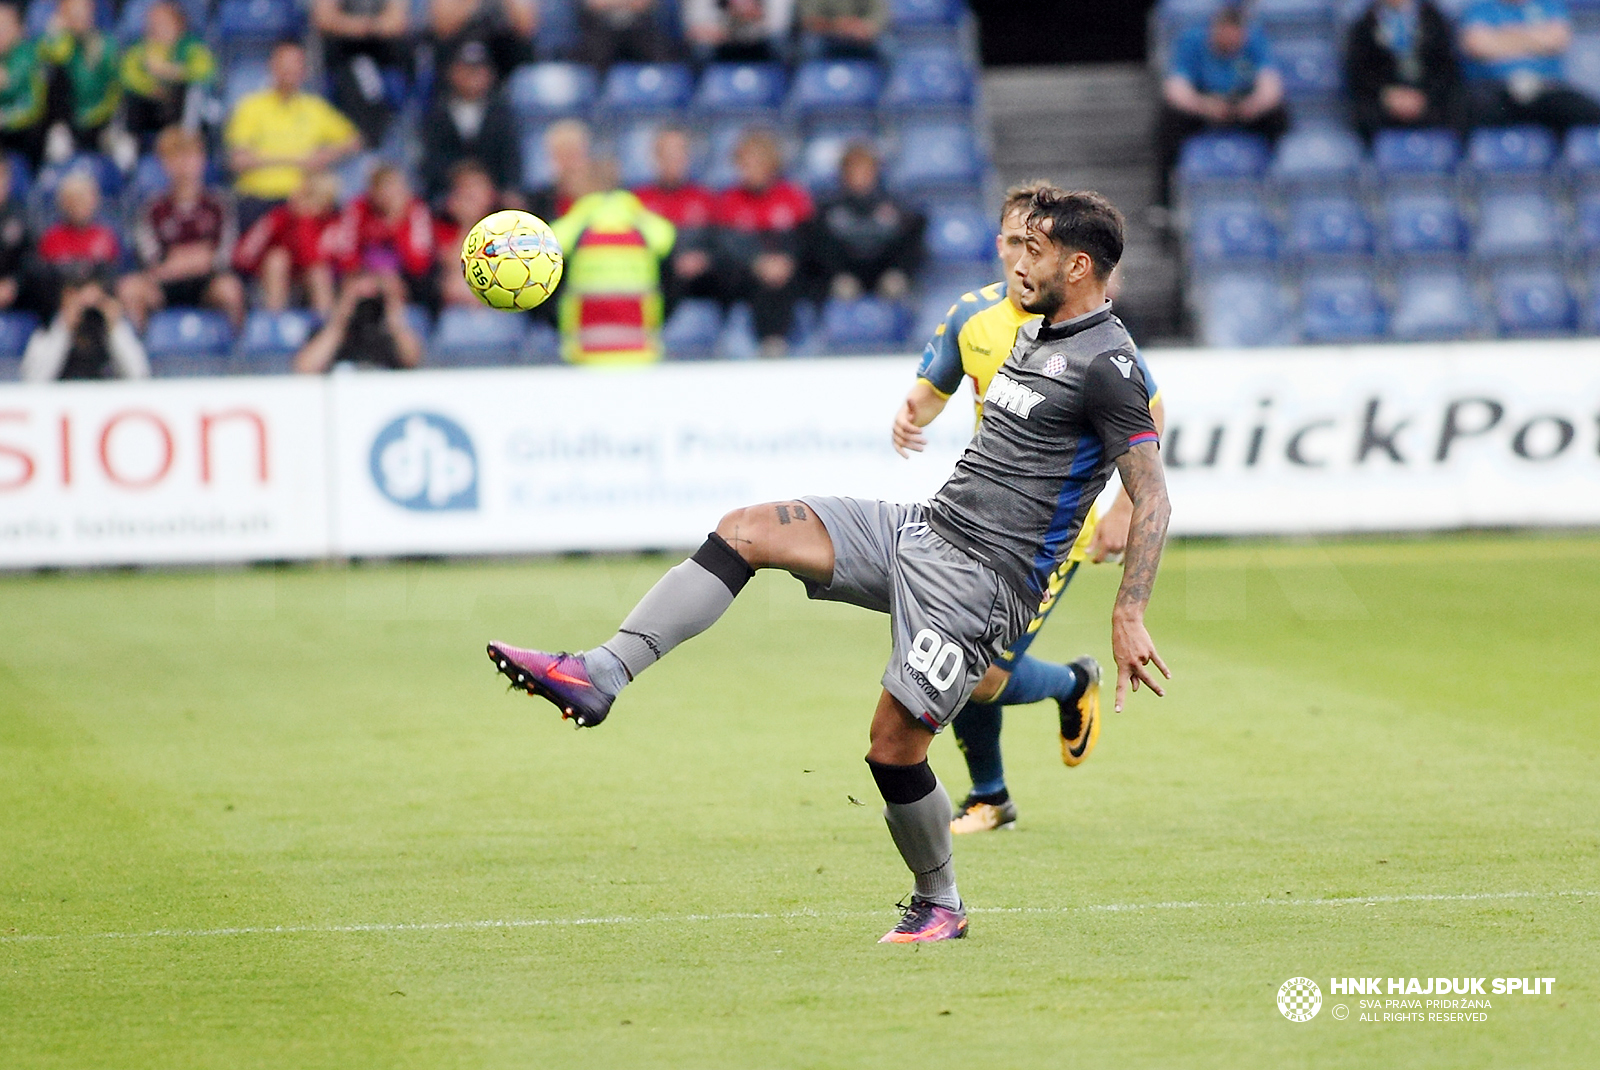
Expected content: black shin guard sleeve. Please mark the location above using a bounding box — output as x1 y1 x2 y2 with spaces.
866 758 938 805
692 532 756 596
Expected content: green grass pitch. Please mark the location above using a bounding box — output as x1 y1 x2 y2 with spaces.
2 534 1597 1069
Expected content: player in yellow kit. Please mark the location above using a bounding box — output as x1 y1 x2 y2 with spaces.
892 182 1165 833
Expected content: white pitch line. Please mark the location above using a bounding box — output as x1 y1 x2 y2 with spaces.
3 889 1592 945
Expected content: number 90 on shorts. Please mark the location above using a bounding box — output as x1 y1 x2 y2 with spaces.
906 629 964 692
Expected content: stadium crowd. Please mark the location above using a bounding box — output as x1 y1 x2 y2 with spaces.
1159 0 1600 344
3 0 982 380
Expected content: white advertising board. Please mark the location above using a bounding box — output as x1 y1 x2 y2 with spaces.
4 341 1598 569
0 377 329 567
326 360 971 556
1153 341 1600 535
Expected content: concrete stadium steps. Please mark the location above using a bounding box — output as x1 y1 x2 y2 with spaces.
982 64 1184 343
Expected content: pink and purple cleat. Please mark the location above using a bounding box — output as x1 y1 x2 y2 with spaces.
879 897 968 943
486 642 614 727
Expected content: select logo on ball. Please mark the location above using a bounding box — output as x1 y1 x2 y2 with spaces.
461 210 565 311
1277 977 1323 1022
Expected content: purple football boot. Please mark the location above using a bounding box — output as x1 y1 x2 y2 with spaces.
486 642 614 727
879 897 968 943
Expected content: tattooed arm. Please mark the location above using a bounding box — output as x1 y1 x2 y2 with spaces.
1110 441 1172 711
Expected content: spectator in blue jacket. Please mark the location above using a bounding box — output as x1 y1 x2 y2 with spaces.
1154 4 1288 208
1459 0 1600 132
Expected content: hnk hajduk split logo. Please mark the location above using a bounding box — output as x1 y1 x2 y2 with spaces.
370 412 479 511
1278 977 1323 1022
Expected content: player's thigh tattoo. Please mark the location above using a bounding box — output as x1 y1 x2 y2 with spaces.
775 502 812 525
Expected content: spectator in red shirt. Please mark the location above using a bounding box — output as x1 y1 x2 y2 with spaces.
711 127 811 356
327 163 436 302
434 159 501 309
38 169 121 313
117 127 246 331
233 169 341 315
633 125 715 313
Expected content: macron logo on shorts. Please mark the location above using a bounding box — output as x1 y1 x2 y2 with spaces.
986 373 1046 420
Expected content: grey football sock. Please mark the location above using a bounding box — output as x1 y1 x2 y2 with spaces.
868 758 960 910
593 533 754 689
884 784 961 910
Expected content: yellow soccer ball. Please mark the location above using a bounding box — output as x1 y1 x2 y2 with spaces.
460 210 564 311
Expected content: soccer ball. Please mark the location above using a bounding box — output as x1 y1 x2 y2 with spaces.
460 210 564 311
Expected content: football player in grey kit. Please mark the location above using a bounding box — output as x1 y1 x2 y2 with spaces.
487 188 1172 943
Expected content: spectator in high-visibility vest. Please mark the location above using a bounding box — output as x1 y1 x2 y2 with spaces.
549 159 676 364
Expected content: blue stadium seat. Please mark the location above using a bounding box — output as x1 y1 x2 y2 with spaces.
235 310 320 373
885 122 981 195
520 128 557 190
1373 128 1460 178
819 297 912 353
661 299 724 360
1301 269 1386 342
0 310 38 359
614 122 666 188
333 152 382 205
789 61 884 115
1254 0 1336 30
524 319 560 364
1286 196 1374 258
217 0 304 46
508 64 598 119
1582 264 1600 329
1270 126 1365 186
429 307 526 366
1562 125 1600 175
1466 126 1558 177
797 129 863 192
535 0 580 59
913 264 998 341
1472 189 1561 258
1564 31 1600 99
34 154 122 203
4 152 31 203
600 63 695 114
1175 132 1272 189
1194 270 1293 347
1273 36 1341 103
1381 190 1466 256
1490 265 1576 336
145 309 235 375
881 46 975 111
889 0 963 28
119 155 170 218
924 201 995 262
692 64 787 115
27 0 114 36
1188 199 1279 263
223 61 271 113
116 0 208 43
1575 188 1600 252
1391 266 1482 340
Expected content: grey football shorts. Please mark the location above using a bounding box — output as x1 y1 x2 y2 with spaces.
797 496 1032 731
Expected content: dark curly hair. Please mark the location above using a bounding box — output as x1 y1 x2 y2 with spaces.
1026 188 1124 281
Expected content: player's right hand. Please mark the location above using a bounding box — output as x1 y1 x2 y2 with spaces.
1111 612 1170 713
892 401 928 458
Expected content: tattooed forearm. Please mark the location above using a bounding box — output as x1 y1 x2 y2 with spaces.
1113 442 1171 617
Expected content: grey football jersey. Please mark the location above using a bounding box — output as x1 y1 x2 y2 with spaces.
924 302 1158 600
